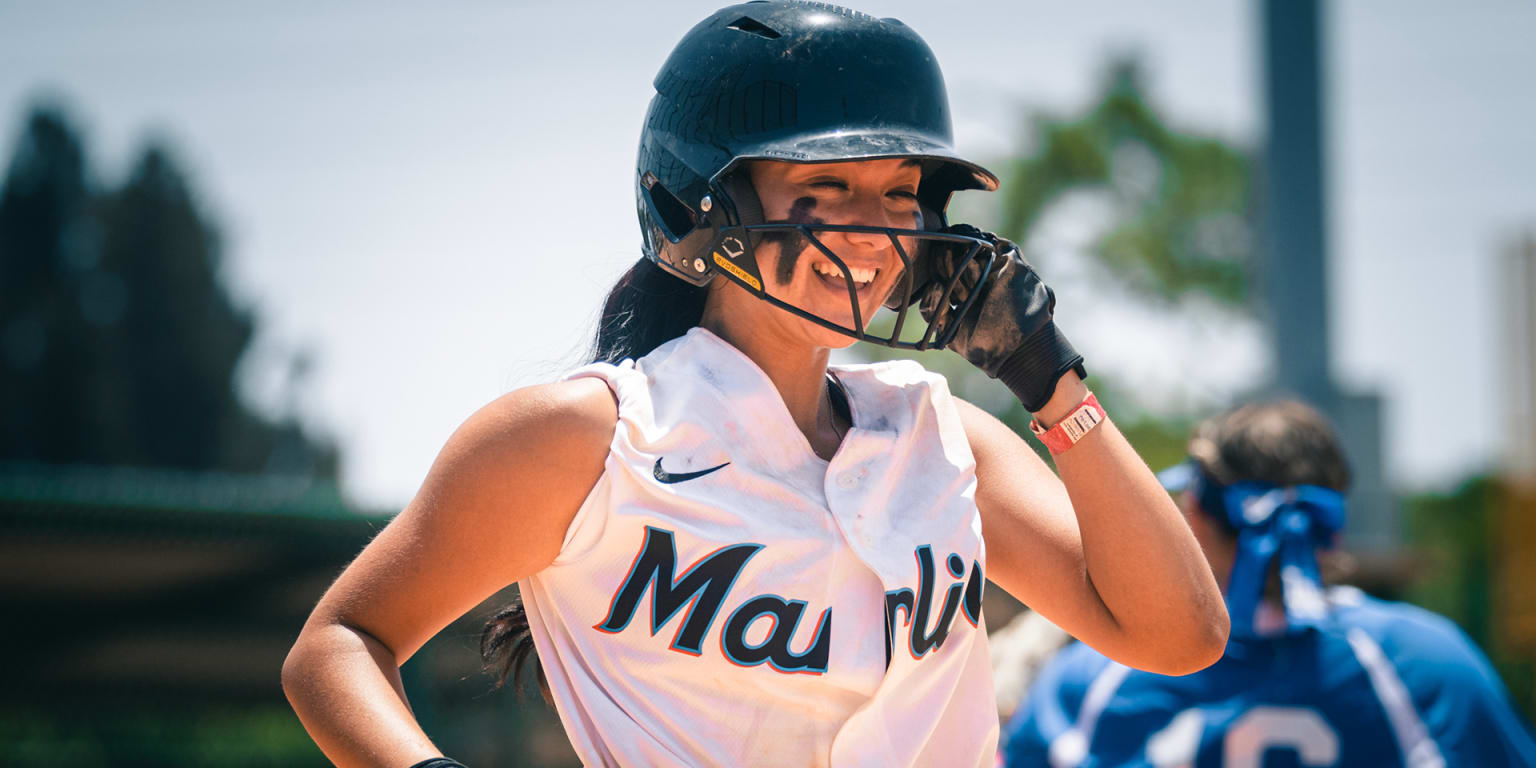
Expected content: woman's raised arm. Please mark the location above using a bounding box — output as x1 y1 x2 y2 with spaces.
281 377 616 767
958 377 1228 677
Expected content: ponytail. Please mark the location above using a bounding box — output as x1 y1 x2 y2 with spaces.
480 256 707 700
590 256 711 364
479 593 546 699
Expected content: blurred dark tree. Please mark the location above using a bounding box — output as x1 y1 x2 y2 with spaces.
999 57 1255 308
0 106 92 461
0 104 337 478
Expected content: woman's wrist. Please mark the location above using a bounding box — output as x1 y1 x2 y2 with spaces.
1029 370 1089 428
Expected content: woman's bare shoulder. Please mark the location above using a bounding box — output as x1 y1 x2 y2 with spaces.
404 377 618 541
473 377 618 444
436 377 618 499
394 377 619 583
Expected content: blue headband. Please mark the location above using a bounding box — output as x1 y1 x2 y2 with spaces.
1160 461 1346 637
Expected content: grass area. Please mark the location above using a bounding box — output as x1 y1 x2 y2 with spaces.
0 704 328 768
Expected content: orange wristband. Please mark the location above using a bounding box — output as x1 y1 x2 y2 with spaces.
1029 392 1105 455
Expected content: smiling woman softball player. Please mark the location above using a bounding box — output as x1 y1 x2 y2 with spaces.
281 3 1228 766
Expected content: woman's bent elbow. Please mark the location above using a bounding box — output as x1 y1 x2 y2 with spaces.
1167 606 1230 676
281 638 320 707
281 647 303 700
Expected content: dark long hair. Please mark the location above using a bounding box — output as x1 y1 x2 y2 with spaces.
480 257 707 698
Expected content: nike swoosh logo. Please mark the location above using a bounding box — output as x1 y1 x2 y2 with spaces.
653 458 730 484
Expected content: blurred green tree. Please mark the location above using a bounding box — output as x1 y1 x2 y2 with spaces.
0 104 337 478
1402 477 1536 719
997 58 1254 309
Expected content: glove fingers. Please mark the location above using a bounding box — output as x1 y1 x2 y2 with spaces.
916 239 969 322
910 244 985 351
929 235 997 313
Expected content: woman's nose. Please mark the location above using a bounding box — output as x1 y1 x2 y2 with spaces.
830 193 899 250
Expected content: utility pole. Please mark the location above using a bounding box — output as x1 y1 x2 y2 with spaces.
1259 0 1395 553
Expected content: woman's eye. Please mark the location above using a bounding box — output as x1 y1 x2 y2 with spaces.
809 180 849 190
888 190 918 200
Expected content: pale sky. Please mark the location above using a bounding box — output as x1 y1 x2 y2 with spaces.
2 1 1532 510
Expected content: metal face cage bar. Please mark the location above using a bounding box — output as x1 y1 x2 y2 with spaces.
708 224 999 351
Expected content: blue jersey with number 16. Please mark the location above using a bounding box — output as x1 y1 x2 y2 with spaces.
1002 587 1536 767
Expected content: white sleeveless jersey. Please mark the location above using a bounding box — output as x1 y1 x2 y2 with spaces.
520 328 997 767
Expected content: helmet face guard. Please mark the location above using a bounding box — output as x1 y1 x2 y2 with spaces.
705 223 999 350
636 1 1001 348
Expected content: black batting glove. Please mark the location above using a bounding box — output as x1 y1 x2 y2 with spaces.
920 224 1086 412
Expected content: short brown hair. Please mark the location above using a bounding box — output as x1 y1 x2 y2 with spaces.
1188 400 1351 493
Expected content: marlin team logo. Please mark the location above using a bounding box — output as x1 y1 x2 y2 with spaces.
884 545 985 665
594 526 829 674
594 526 983 674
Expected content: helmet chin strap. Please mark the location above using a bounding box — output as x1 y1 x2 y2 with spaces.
715 169 764 228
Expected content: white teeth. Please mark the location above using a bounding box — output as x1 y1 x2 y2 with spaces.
812 262 876 285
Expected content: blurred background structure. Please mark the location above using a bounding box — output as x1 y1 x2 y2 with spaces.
1 1 1532 764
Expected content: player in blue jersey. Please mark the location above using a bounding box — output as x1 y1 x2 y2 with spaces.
1001 399 1536 767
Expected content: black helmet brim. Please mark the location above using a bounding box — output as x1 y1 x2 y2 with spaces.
720 130 999 193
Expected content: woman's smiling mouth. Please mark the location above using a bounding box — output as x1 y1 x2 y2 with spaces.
811 260 877 292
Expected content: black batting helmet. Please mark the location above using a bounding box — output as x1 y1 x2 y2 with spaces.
636 1 1002 349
